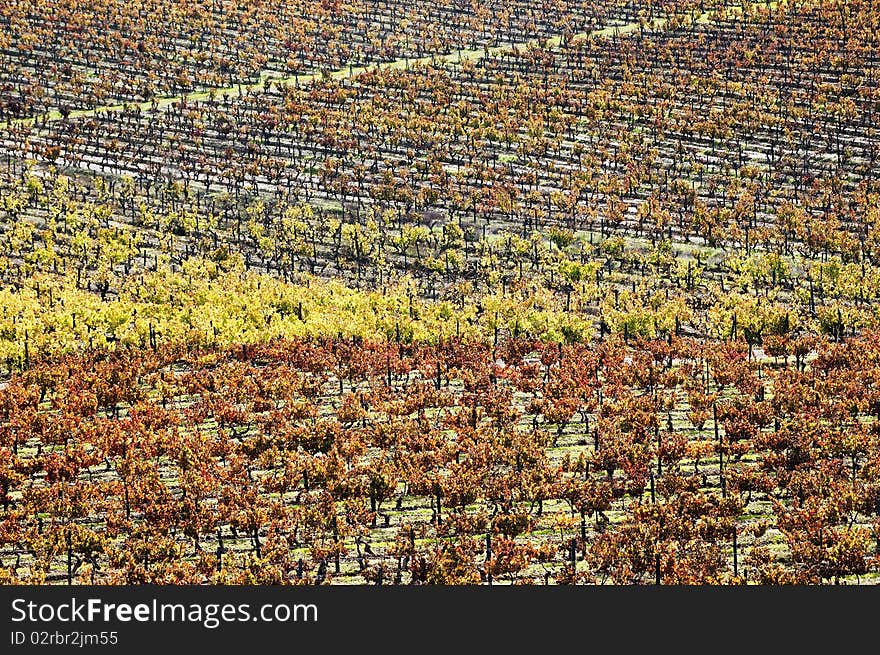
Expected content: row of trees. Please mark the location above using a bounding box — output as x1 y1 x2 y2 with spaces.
5 1 878 281
2 164 879 368
0 0 694 119
0 332 877 584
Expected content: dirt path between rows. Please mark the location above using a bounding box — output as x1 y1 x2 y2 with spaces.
1 3 779 131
